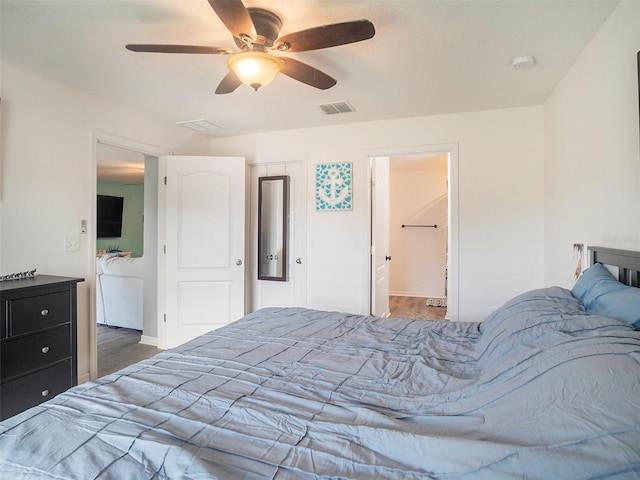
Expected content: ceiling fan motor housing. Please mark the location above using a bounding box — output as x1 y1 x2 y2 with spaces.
234 8 282 50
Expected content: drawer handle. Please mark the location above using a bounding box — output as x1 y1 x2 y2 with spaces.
40 309 49 316
41 389 50 397
41 346 50 354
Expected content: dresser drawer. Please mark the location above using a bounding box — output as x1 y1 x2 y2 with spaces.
1 325 71 379
0 302 6 340
0 359 72 420
10 291 71 335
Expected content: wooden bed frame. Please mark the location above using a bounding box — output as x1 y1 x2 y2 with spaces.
590 246 640 287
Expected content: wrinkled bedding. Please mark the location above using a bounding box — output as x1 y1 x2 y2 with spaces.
0 287 639 479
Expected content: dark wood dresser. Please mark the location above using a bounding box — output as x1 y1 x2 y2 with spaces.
0 275 83 421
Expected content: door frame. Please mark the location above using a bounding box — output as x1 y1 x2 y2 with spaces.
89 131 170 381
366 143 459 321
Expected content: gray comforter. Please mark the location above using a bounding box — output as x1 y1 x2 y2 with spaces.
0 287 639 478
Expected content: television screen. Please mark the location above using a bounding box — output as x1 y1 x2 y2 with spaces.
97 195 124 238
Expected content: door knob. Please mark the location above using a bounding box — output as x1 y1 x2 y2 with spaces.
385 255 392 261
296 258 302 264
236 259 243 266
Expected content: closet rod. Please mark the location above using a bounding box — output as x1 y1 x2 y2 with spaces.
401 224 438 229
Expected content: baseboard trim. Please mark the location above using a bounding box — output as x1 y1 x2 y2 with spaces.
139 335 158 347
389 292 446 298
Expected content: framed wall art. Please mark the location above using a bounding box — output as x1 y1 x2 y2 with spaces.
315 162 352 211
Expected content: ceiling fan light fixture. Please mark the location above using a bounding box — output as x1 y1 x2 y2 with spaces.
227 51 284 91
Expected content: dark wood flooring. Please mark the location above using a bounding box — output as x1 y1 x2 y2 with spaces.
97 325 161 377
389 296 448 321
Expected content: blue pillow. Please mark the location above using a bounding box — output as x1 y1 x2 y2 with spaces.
572 263 622 308
593 288 640 328
572 263 640 328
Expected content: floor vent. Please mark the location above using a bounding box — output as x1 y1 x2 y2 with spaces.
425 297 447 308
318 101 354 115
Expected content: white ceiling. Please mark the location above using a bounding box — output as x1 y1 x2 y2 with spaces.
96 143 146 185
1 0 619 181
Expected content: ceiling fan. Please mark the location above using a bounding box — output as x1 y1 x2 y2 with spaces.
126 0 375 94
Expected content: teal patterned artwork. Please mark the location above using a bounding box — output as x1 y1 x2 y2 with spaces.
316 162 352 211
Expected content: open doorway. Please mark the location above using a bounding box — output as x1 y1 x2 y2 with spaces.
89 133 169 380
95 142 159 376
369 144 459 322
389 153 448 320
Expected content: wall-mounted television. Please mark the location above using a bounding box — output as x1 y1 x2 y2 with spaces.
97 194 124 238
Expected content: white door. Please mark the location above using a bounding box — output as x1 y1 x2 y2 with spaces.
159 155 245 349
371 156 391 317
249 161 306 311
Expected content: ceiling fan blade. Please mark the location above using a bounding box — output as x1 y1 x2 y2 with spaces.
277 20 375 52
207 0 256 41
126 44 233 54
215 71 242 94
280 57 336 90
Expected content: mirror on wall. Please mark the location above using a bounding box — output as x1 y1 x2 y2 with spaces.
258 175 289 281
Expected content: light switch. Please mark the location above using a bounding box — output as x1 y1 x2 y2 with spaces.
64 236 80 252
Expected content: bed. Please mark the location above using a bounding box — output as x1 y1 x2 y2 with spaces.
0 246 639 479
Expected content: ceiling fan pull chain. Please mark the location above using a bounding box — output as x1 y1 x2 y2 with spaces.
238 34 253 49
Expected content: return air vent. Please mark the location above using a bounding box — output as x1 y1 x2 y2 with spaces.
317 101 354 115
177 119 221 131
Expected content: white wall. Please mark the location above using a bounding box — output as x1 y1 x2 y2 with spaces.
0 63 210 381
389 155 448 298
544 1 640 287
211 106 545 321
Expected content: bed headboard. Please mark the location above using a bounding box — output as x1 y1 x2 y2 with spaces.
589 246 640 287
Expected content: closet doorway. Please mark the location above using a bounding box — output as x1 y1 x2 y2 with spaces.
369 144 459 322
247 158 307 312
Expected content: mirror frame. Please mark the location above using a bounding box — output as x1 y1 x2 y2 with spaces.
258 175 289 281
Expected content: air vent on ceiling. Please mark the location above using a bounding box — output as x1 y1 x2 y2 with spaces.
177 119 222 132
318 101 354 115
